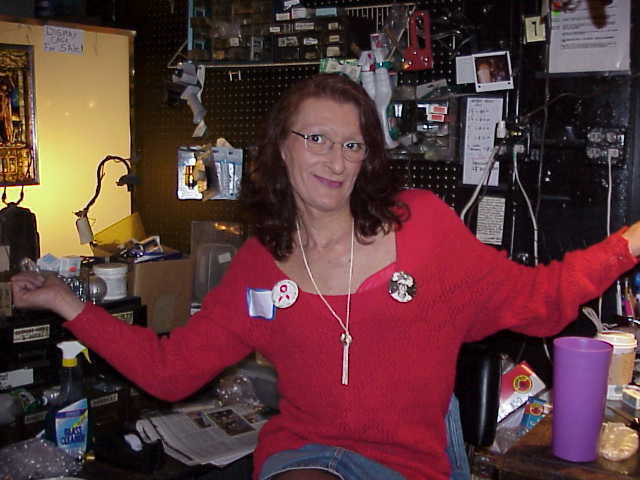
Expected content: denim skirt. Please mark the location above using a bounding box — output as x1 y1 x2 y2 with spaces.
259 443 406 480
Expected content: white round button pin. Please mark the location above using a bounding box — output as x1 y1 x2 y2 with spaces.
272 279 299 308
388 271 416 303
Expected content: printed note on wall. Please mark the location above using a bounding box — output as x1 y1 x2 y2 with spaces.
549 0 630 73
44 26 84 54
462 96 503 186
476 196 505 246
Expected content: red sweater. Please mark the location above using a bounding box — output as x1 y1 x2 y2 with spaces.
66 189 637 479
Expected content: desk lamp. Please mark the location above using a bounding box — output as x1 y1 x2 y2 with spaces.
74 155 138 244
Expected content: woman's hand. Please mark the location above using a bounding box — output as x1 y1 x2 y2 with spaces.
622 221 640 257
10 272 85 320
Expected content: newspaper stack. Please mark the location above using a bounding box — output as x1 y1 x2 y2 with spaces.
136 402 276 467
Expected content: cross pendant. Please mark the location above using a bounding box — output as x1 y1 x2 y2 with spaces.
340 332 352 385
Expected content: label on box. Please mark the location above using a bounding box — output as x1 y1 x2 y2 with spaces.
276 12 291 21
295 22 315 31
520 396 547 429
0 368 34 389
270 25 282 33
113 310 134 325
303 36 319 46
327 34 341 43
498 361 545 422
430 104 448 114
218 252 233 263
622 385 640 410
327 21 340 30
278 36 299 47
325 45 342 57
291 7 310 19
24 410 47 425
316 7 338 16
13 324 50 343
91 392 119 408
228 37 240 47
427 113 446 122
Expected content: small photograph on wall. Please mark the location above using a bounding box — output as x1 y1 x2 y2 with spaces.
0 44 38 186
472 51 514 93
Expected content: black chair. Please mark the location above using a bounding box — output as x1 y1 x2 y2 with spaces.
454 342 502 449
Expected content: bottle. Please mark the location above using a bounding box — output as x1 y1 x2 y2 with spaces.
373 65 399 150
358 51 376 101
44 340 92 460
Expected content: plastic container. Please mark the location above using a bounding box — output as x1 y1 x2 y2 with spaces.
92 263 128 301
595 331 637 400
44 341 92 460
373 66 399 150
552 336 612 462
193 243 237 303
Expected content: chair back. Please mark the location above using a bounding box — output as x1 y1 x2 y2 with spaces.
454 342 501 447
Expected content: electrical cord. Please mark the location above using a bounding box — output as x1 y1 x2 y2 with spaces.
514 145 551 363
460 146 499 224
518 72 640 124
75 155 132 218
1 150 35 206
512 149 539 266
606 150 624 317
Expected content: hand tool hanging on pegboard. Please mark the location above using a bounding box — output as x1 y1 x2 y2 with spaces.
402 10 433 71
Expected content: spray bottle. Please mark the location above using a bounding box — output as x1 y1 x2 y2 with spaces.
44 340 92 460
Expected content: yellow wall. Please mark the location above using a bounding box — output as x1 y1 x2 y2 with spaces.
0 19 133 256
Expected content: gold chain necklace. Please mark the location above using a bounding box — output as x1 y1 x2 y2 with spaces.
296 220 354 385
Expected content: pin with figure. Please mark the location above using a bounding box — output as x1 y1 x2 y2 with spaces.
272 279 299 309
388 271 416 303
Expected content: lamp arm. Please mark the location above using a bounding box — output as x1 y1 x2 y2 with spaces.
75 155 131 217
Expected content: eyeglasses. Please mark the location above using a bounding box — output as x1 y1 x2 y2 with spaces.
290 130 367 162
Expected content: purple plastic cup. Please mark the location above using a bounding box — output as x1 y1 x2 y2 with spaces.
552 336 612 462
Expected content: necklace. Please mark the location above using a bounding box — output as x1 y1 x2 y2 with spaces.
297 220 354 385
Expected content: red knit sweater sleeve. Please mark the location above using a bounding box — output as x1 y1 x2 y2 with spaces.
402 189 638 342
64 243 262 402
462 231 636 341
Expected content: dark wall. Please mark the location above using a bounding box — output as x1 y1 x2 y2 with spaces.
124 0 467 253
119 1 640 380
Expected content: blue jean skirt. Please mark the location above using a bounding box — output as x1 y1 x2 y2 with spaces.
259 443 406 480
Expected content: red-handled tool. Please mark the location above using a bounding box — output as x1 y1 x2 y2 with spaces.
402 10 433 71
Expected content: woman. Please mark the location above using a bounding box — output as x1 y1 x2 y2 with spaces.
11 74 640 480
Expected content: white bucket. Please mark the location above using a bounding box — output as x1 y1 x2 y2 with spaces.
92 263 128 301
595 331 637 400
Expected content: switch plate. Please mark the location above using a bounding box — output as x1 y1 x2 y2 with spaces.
524 16 546 43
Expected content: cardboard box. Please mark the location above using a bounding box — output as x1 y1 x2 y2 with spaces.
128 256 194 334
498 361 545 422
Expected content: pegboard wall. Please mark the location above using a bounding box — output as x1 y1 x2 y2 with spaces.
389 159 459 207
130 0 640 270
131 0 465 253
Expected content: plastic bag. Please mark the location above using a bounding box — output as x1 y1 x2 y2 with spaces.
599 422 639 461
0 438 82 480
215 374 259 406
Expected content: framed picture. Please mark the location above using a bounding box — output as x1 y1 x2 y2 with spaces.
0 44 38 186
472 51 514 93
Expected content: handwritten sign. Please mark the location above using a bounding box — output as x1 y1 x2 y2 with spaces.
462 96 503 186
44 26 84 54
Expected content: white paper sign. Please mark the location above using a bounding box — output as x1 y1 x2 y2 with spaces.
548 0 630 73
44 25 84 54
462 97 503 186
476 196 505 245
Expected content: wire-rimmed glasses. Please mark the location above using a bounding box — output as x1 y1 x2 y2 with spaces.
290 130 367 162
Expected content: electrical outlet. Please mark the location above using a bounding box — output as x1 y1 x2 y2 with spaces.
524 16 546 43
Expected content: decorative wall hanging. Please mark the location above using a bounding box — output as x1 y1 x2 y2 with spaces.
0 44 38 187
